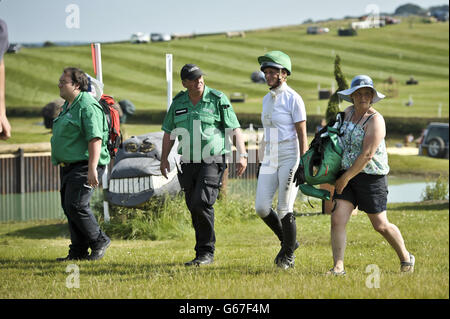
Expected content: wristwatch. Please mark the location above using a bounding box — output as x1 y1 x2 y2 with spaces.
239 153 249 158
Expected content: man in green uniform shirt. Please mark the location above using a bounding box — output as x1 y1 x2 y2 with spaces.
52 67 111 261
161 64 247 266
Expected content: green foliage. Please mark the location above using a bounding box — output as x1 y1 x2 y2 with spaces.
97 194 192 240
422 175 449 201
94 192 257 240
325 93 341 123
326 55 348 123
394 4 426 16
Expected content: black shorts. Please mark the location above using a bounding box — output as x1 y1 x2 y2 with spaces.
333 172 388 214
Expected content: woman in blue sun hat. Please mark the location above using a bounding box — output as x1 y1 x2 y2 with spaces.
327 75 415 275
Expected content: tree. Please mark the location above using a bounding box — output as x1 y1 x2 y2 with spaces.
43 41 55 47
325 55 348 123
394 3 426 16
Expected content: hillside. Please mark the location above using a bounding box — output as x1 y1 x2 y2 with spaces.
4 18 449 119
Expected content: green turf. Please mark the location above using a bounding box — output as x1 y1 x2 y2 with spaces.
0 200 448 298
4 19 448 118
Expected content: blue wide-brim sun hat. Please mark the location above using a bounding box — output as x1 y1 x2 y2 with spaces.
337 75 385 104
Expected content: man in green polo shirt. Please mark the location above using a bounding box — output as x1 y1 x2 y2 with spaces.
51 67 111 261
161 63 247 266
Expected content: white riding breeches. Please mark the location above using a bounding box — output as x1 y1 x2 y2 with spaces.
255 139 300 219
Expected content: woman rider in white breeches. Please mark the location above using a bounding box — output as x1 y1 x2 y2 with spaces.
255 51 308 269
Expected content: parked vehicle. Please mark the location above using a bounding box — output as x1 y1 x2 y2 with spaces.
306 26 329 34
7 43 22 53
419 122 449 159
130 32 150 44
150 33 171 42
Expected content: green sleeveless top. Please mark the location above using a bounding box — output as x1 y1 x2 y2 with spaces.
339 109 390 175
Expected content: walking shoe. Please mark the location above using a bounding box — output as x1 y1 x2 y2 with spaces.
325 268 346 276
184 254 214 267
56 253 89 262
276 254 295 270
400 253 415 273
274 240 300 264
88 239 111 261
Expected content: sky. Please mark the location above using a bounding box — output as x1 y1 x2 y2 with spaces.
0 0 447 43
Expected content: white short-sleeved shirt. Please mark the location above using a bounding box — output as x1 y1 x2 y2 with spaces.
261 82 306 143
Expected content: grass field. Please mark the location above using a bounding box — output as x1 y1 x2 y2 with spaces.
4 18 449 118
0 199 448 299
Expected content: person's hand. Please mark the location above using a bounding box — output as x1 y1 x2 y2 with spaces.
0 116 11 140
160 159 170 179
87 166 99 188
293 164 305 187
334 173 350 195
236 157 247 177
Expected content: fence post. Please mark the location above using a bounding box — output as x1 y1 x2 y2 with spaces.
17 148 25 220
17 148 25 194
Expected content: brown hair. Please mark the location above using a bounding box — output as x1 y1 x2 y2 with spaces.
63 67 89 91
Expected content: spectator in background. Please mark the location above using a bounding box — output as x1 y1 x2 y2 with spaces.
0 19 11 140
404 133 414 146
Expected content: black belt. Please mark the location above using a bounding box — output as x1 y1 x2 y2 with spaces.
60 160 89 168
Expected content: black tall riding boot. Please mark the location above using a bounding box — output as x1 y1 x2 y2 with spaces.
261 209 283 242
277 213 297 269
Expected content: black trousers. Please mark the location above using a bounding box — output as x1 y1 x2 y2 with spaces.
60 162 109 256
177 160 226 256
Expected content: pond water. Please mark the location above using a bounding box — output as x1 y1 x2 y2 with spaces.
0 178 446 222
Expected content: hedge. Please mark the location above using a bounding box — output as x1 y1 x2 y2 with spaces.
7 107 447 136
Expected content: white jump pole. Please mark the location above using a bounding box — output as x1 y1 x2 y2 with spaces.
166 53 173 111
92 42 110 223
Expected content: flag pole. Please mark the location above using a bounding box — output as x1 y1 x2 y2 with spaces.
166 54 173 111
92 42 110 223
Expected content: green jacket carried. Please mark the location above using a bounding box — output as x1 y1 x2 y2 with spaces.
293 112 345 200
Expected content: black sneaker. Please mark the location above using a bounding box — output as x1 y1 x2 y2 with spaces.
88 240 111 261
56 253 89 262
184 254 214 267
276 254 295 270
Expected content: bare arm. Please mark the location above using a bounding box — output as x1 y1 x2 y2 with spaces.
233 127 247 177
295 120 308 156
335 114 385 194
160 132 175 179
0 58 11 140
87 137 102 187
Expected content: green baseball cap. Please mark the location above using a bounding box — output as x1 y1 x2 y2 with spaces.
258 50 292 75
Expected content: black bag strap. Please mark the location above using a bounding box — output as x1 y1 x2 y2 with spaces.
362 112 377 127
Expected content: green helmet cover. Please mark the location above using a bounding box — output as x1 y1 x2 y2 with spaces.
258 51 292 75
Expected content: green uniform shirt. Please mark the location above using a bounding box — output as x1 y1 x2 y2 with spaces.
51 91 110 166
162 86 240 162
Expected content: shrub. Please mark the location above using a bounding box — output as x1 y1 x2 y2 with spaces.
421 175 449 201
94 191 257 240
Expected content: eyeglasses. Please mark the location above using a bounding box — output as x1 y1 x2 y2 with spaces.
58 80 73 85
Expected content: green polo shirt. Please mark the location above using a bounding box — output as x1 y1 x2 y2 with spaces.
51 91 110 166
162 86 241 162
